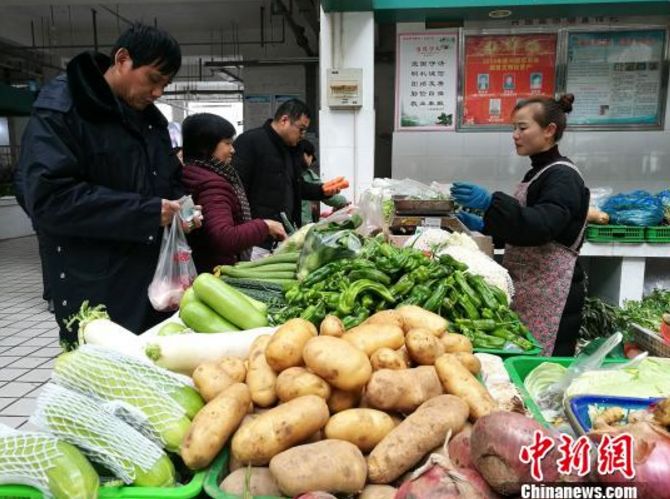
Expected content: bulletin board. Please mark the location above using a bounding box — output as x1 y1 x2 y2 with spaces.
564 28 668 129
459 31 558 129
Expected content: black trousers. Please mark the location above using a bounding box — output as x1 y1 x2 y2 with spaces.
552 262 586 357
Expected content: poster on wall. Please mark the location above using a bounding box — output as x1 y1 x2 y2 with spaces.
461 33 557 128
395 31 458 130
566 29 666 127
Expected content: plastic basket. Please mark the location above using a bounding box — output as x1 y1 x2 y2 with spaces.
0 467 206 498
473 330 543 358
503 356 626 427
204 447 286 499
630 323 670 357
585 225 646 243
564 394 662 436
645 225 670 243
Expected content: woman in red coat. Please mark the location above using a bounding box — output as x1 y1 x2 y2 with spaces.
181 113 286 273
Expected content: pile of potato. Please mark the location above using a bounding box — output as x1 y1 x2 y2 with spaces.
180 305 500 497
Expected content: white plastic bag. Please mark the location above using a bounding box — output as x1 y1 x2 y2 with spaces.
148 214 196 312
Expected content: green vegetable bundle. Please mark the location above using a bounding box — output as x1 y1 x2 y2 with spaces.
214 251 299 286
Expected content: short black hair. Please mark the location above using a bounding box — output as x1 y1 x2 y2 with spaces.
182 113 236 161
274 98 311 122
110 23 181 76
299 139 316 159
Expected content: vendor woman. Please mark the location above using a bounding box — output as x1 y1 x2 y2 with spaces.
451 94 589 356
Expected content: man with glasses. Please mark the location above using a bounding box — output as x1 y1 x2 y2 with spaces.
233 98 344 258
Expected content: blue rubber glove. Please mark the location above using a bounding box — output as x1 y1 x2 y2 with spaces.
456 211 484 232
451 182 492 210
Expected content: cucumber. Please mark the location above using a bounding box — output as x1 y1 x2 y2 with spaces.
193 273 268 330
180 301 239 333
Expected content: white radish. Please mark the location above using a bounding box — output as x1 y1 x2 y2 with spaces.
145 327 277 375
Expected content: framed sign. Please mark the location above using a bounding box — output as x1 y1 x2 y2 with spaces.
395 31 458 130
565 28 667 129
460 32 558 129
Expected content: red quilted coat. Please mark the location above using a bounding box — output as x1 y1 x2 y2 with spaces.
181 162 268 273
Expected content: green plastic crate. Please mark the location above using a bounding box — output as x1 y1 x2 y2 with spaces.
585 224 646 243
503 356 625 427
473 330 543 359
0 467 206 498
645 225 670 243
204 447 286 499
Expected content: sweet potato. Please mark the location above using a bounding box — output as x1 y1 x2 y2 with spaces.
435 354 497 420
370 348 408 371
342 324 405 357
303 336 372 391
319 315 345 337
324 409 396 452
270 440 367 495
265 318 317 372
367 394 469 483
365 366 443 413
246 335 277 407
275 367 331 402
396 305 447 336
181 383 250 470
231 395 329 465
220 467 281 496
405 328 445 365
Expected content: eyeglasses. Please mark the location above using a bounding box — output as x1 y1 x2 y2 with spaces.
291 121 309 134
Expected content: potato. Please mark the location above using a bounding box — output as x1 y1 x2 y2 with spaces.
363 310 404 330
405 328 445 365
231 395 329 465
342 324 405 357
397 347 412 366
365 366 443 413
303 336 372 391
435 354 497 420
396 305 447 336
320 315 345 337
265 318 317 373
276 367 331 402
192 361 235 402
220 467 281 496
327 388 362 413
359 485 398 499
325 409 396 452
218 357 246 382
453 351 481 375
181 383 250 470
246 335 277 407
270 440 367 495
440 332 473 353
370 348 408 371
367 394 469 483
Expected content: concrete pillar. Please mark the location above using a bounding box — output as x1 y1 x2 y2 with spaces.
318 7 375 202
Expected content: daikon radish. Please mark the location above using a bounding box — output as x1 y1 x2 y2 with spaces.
145 327 277 375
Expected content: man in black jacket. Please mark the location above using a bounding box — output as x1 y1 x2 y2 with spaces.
232 99 344 254
15 24 195 347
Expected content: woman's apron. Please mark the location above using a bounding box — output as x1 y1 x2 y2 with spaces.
502 161 588 355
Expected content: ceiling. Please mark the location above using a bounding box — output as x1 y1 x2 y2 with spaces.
0 0 319 91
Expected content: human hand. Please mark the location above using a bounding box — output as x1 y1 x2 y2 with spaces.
264 219 287 240
182 205 204 234
160 199 181 226
451 182 492 210
456 211 484 232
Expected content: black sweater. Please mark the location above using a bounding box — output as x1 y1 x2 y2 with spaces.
483 145 590 250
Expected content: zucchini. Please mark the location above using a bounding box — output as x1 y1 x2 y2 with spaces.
193 273 268 330
158 322 187 336
223 263 297 273
232 252 300 269
218 267 296 280
0 434 99 499
180 301 239 333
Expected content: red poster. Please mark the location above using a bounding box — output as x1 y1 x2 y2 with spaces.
463 34 557 126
